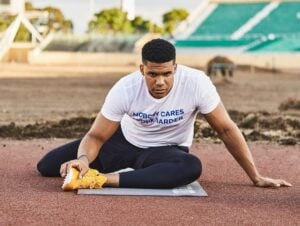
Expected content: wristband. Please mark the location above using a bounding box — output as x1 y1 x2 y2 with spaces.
77 154 89 163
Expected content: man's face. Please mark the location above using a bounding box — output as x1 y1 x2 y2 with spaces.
140 60 177 99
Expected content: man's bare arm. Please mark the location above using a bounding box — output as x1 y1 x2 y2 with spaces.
204 102 291 188
60 113 120 178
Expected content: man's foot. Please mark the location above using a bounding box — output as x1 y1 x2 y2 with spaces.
62 167 107 191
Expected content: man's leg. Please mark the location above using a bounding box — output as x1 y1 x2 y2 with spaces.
37 127 140 178
37 129 201 189
37 139 80 177
37 139 84 177
119 146 202 188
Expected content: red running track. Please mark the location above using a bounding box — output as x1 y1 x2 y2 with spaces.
0 139 299 226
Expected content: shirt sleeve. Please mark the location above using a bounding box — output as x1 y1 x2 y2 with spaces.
100 80 127 121
195 73 221 114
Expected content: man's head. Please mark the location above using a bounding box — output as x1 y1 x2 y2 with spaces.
141 38 176 64
140 39 177 99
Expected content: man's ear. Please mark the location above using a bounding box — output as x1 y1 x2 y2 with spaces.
140 64 144 76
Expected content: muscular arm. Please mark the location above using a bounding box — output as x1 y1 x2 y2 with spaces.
60 113 120 177
77 113 120 163
204 102 291 188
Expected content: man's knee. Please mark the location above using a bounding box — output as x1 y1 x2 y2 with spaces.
182 154 202 180
36 158 50 177
37 159 46 176
36 157 59 177
36 140 81 177
174 154 202 186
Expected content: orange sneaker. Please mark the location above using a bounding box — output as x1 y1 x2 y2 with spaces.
62 167 107 191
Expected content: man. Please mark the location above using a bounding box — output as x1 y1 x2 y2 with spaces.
37 39 291 190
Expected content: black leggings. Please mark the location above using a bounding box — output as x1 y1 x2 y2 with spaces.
37 128 202 188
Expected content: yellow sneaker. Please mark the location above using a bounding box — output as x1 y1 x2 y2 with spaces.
62 167 107 191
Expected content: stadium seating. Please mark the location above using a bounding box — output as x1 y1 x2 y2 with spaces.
175 38 255 48
246 2 300 37
248 37 300 52
191 3 267 37
175 1 300 52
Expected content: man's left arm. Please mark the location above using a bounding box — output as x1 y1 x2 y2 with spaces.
204 102 292 188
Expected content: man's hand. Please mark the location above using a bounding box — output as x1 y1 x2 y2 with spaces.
59 113 119 179
60 159 89 179
204 103 292 189
254 175 292 188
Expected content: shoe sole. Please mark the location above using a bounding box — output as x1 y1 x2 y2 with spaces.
62 168 74 190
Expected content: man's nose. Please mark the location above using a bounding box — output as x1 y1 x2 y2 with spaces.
155 76 165 85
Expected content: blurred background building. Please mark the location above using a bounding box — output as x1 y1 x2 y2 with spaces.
0 0 25 14
0 0 300 71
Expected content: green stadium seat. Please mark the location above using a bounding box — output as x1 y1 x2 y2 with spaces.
175 38 255 48
175 1 300 52
246 2 300 36
191 3 267 37
248 37 300 52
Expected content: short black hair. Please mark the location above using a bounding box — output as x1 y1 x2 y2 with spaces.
142 38 176 64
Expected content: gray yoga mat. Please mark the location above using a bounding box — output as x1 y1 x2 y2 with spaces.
78 181 207 197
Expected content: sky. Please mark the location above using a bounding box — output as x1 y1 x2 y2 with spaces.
29 0 201 34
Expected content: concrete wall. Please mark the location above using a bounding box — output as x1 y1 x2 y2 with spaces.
8 47 32 62
2 43 35 62
211 0 300 3
28 51 140 66
177 53 300 71
28 51 300 72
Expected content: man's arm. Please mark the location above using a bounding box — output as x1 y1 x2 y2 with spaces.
204 102 291 188
60 113 120 178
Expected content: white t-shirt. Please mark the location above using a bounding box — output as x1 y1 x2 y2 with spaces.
101 64 220 148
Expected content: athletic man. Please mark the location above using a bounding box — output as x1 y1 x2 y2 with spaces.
37 39 291 190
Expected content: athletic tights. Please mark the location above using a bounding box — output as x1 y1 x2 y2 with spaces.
37 127 202 188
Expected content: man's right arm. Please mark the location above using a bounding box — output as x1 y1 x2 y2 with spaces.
60 113 120 178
